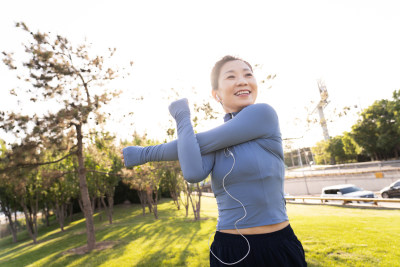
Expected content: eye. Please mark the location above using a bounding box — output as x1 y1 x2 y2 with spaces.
226 75 235 79
245 73 253 77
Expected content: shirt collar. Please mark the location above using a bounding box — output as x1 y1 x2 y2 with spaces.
223 111 240 122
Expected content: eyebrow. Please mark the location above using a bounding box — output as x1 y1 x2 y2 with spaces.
223 68 252 75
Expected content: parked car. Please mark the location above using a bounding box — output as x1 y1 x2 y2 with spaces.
380 179 400 198
321 184 375 201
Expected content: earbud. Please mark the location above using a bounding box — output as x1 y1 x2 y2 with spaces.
216 95 221 102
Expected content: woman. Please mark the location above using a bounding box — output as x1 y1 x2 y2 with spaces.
122 55 307 266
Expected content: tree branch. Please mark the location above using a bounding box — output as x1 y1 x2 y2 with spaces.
0 150 77 174
85 170 121 177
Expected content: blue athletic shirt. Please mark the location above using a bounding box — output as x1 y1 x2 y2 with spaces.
123 98 288 230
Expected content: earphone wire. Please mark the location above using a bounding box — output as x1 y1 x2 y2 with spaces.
208 147 251 265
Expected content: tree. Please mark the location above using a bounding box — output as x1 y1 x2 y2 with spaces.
388 90 400 158
351 99 400 160
326 136 347 164
121 163 161 219
41 152 79 231
0 141 20 243
85 132 121 224
159 161 182 210
342 132 362 162
1 22 130 250
312 140 330 165
121 167 149 216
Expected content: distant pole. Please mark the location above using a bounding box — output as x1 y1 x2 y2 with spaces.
313 80 330 141
297 148 303 167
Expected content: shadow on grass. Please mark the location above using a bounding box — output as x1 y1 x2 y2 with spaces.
0 199 213 267
51 207 206 266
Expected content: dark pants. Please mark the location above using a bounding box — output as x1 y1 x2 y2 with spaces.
210 225 307 266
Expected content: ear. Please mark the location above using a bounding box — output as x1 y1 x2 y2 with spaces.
211 90 220 102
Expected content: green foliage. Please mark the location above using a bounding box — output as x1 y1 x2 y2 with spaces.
352 98 400 160
326 136 347 164
341 132 362 162
85 132 120 199
312 89 400 164
312 140 331 165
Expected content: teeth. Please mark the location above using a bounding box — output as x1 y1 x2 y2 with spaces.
235 90 250 96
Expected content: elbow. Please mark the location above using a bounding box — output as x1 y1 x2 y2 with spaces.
182 170 208 183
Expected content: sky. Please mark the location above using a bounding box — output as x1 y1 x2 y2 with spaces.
1 0 400 149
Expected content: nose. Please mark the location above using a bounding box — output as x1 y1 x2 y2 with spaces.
236 75 248 86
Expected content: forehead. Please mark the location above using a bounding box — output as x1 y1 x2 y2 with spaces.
220 60 251 75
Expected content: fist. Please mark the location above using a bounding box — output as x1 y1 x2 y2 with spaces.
168 98 190 120
120 150 124 161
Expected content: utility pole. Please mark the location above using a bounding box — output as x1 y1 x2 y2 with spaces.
312 80 330 141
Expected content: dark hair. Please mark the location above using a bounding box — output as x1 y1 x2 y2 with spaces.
210 55 253 90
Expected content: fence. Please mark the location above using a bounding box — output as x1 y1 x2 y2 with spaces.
285 196 400 207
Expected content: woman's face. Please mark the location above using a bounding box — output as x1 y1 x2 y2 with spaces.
212 60 258 113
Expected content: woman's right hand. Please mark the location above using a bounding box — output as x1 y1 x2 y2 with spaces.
120 150 125 162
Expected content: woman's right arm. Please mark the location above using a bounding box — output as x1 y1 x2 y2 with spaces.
123 101 281 166
123 99 281 180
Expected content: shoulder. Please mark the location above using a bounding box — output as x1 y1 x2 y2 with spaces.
241 103 278 118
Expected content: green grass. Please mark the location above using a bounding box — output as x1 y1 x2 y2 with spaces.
0 198 399 267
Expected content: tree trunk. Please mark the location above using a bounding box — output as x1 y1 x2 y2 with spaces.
182 182 190 217
170 188 180 210
33 193 38 240
146 187 157 219
91 196 96 215
101 195 113 224
196 183 202 220
137 190 147 216
69 202 74 223
187 183 199 220
153 188 158 219
14 210 18 228
76 124 96 251
44 203 50 227
97 197 102 222
20 198 37 244
55 200 65 231
3 206 17 243
78 199 84 213
185 193 189 217
188 193 197 220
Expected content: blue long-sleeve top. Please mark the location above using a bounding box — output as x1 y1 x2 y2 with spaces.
123 99 288 230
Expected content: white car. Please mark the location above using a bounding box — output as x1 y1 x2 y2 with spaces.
321 184 375 199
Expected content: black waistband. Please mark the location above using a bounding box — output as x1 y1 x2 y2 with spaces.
213 224 295 243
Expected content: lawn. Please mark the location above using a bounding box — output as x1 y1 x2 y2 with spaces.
0 197 399 267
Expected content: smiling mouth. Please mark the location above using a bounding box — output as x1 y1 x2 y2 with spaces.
235 90 251 96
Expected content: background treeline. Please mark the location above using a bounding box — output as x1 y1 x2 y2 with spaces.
284 90 400 167
0 132 207 244
0 22 209 249
2 21 399 251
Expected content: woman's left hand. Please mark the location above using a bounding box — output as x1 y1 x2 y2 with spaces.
168 98 190 119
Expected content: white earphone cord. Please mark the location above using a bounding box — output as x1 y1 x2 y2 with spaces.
208 148 250 265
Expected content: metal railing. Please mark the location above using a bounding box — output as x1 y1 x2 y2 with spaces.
285 196 400 206
285 159 400 178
